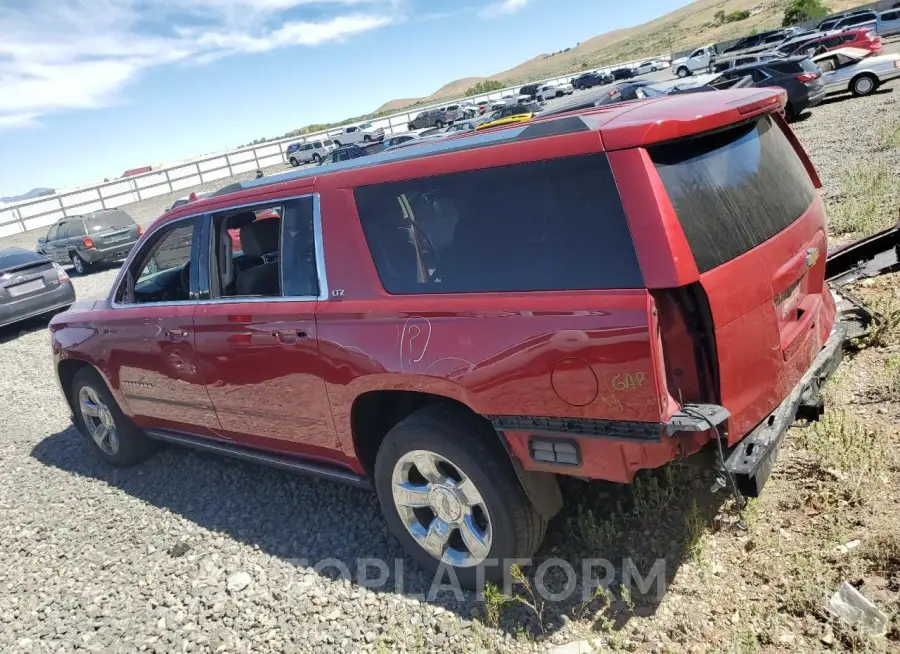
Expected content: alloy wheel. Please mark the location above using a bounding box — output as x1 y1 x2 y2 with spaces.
78 386 120 455
391 449 492 567
72 255 85 274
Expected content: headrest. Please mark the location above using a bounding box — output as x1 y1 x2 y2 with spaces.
240 219 280 257
227 211 258 230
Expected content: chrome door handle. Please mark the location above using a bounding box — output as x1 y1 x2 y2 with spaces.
272 329 307 344
166 328 188 342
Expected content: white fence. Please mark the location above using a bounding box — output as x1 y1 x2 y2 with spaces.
0 54 664 238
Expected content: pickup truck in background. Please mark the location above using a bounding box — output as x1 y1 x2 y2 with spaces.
672 44 718 78
331 122 385 147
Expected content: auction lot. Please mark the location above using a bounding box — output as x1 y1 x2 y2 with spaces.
1 45 899 653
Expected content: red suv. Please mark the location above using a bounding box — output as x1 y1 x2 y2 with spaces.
50 88 844 587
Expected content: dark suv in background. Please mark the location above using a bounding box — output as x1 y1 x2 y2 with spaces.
710 56 825 121
36 209 141 275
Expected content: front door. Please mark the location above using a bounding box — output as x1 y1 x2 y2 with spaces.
105 215 222 437
192 194 341 462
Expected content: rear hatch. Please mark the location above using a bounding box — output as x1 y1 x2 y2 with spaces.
84 210 140 250
646 114 834 440
0 250 59 301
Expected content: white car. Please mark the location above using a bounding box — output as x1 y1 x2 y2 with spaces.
812 47 900 96
535 82 574 102
632 59 665 75
672 45 717 78
285 139 336 166
331 122 385 147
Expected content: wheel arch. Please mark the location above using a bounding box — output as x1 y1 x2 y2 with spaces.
57 357 128 418
849 71 878 92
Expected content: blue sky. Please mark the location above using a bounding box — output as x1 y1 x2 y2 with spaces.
0 0 692 197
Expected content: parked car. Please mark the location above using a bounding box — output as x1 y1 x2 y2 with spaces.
444 120 480 133
672 44 718 77
722 29 792 54
572 71 612 89
778 29 882 58
535 81 574 102
812 47 900 97
474 103 541 130
51 87 844 588
876 8 900 37
317 142 385 166
331 122 385 147
286 139 336 166
610 67 636 80
830 11 877 32
632 60 665 75
709 52 784 75
36 209 142 275
708 56 826 120
518 83 541 99
474 100 492 115
0 248 74 329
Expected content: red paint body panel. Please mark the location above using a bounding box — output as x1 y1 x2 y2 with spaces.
50 89 838 485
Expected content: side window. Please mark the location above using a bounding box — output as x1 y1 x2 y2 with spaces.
750 68 771 83
116 219 197 305
64 221 85 239
47 225 60 241
347 126 358 133
690 49 703 58
354 155 643 294
208 198 318 300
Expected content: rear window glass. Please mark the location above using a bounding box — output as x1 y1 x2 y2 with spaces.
86 210 135 231
354 155 643 294
649 116 814 273
0 249 44 271
768 61 803 74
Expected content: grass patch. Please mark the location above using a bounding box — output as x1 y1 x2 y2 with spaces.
799 410 887 482
861 293 900 349
828 164 900 237
875 121 900 152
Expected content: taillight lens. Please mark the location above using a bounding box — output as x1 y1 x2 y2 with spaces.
137 225 143 236
795 72 818 83
53 263 69 283
82 237 95 249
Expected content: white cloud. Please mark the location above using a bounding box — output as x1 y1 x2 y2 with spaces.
0 0 399 130
479 0 529 19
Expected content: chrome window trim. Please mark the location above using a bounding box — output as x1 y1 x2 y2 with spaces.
110 192 328 309
110 213 200 309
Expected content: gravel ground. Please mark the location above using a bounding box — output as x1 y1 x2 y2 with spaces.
1 53 899 653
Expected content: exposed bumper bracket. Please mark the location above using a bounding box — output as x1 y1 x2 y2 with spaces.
725 322 847 497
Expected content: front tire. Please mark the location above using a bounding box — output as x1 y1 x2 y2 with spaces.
851 74 877 97
363 134 372 142
70 253 88 275
374 404 546 589
289 157 299 167
312 153 321 163
333 140 341 147
677 66 690 79
71 368 156 467
435 120 444 128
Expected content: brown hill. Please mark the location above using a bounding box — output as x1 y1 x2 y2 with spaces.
376 0 862 112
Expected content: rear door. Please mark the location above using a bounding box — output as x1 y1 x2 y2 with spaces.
646 115 833 440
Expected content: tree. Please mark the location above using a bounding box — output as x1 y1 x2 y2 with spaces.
714 9 726 25
783 0 829 26
464 80 504 97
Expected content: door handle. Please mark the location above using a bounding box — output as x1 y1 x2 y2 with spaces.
272 329 308 344
166 328 188 342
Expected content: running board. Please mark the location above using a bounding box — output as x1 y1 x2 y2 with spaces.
145 430 371 489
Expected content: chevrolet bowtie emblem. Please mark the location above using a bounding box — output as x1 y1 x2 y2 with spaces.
805 247 819 269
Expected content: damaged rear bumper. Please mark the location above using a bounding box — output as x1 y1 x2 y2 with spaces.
725 321 847 497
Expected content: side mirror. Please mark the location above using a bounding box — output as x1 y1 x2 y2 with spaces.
37 236 47 244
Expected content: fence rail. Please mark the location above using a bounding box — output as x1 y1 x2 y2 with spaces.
0 54 666 238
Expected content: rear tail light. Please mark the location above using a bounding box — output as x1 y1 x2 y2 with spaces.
895 60 900 69
53 263 70 283
82 237 95 249
795 72 818 83
137 225 143 236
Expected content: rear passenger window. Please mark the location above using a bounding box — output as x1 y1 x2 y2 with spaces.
649 116 815 273
354 155 643 294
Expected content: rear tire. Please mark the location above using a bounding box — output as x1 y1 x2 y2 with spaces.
408 123 416 130
312 153 321 163
70 253 88 275
850 73 877 97
374 404 547 589
677 66 690 78
435 120 444 128
71 368 156 467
